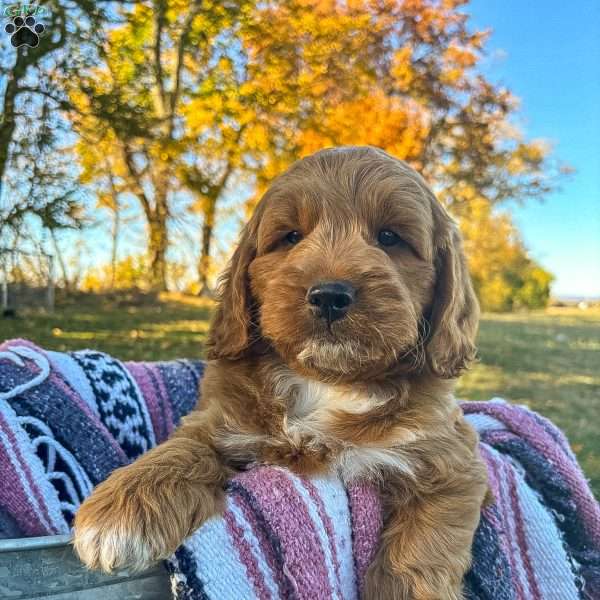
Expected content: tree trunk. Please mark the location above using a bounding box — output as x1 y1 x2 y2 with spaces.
107 173 120 290
0 69 19 194
0 9 66 195
110 207 120 290
148 214 168 291
144 168 170 291
50 229 71 292
197 197 217 296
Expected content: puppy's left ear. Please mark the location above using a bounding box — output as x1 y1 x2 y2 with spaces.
206 223 257 360
426 223 480 378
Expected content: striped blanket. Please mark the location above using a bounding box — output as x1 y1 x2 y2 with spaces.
0 338 598 599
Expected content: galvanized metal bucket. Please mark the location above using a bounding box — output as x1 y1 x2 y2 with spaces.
0 534 171 599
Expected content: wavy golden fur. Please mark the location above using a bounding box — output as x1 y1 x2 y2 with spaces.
74 146 488 599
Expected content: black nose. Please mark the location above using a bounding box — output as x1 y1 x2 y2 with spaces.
307 281 356 323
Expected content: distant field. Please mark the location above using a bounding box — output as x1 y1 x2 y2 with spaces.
1 295 599 497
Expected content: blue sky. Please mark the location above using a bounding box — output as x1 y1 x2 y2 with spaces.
469 0 600 298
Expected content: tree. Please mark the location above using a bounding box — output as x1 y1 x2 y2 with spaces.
460 198 553 311
71 0 252 291
0 1 119 265
240 0 562 205
72 0 562 298
237 0 563 308
0 93 83 277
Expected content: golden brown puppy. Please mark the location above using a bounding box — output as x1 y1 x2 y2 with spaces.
74 146 488 600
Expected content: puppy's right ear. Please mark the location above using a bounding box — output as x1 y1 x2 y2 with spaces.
206 224 256 360
426 224 479 378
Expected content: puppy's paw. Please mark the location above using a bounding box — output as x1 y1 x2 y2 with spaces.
73 470 175 573
73 512 153 573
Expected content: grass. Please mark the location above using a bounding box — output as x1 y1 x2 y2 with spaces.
0 292 213 362
1 294 599 497
457 307 600 498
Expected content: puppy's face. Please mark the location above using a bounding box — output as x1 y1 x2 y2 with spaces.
248 154 436 379
208 147 479 383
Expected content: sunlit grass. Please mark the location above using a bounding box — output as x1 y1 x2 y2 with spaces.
1 297 598 497
0 292 212 361
458 307 600 496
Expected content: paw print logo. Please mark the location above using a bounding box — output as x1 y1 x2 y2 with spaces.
4 16 45 48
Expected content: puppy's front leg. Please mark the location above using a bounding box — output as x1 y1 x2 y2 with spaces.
363 462 487 600
73 410 229 573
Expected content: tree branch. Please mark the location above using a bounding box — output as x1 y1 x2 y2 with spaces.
169 1 202 135
154 0 168 117
121 142 153 218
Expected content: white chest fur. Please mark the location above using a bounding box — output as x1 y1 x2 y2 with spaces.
274 372 415 483
287 377 377 419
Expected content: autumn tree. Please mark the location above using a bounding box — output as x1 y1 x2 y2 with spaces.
71 0 253 291
250 0 557 197
239 0 561 308
72 0 560 303
460 198 553 311
0 2 137 296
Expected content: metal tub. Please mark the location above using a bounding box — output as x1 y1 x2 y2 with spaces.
0 535 171 599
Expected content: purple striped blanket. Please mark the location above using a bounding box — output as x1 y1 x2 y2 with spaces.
0 338 599 599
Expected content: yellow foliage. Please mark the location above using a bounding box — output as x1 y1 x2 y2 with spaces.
391 47 414 91
81 256 151 292
460 198 553 312
444 44 477 68
296 92 429 162
65 0 556 300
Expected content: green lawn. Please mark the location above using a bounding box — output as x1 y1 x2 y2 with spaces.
457 307 600 498
1 294 599 497
0 292 213 362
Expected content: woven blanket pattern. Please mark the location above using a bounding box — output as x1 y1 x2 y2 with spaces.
0 338 599 600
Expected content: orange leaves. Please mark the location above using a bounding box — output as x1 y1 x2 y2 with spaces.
439 44 478 87
296 92 429 162
444 44 477 68
391 46 415 91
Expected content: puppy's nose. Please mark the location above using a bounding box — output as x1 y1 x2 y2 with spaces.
307 281 356 323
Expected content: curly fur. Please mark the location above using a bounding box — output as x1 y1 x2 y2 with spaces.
74 146 488 599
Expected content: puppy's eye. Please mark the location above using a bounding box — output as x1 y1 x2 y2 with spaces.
284 230 303 245
377 229 404 247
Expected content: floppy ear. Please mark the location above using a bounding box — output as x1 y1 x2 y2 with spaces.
206 225 257 360
426 224 480 379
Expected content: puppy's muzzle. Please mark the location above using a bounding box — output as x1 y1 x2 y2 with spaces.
307 281 356 324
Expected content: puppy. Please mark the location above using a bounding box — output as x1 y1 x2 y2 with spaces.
74 146 488 600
